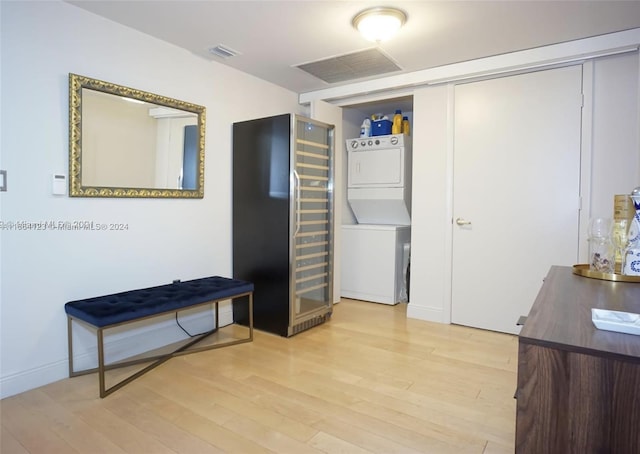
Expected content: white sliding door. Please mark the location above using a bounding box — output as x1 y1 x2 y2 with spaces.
451 65 583 334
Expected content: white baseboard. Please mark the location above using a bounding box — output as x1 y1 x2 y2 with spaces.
341 290 398 305
0 358 70 400
0 305 234 399
406 303 447 324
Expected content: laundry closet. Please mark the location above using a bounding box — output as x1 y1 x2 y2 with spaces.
340 97 413 305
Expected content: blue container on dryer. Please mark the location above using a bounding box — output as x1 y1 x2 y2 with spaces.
371 119 392 136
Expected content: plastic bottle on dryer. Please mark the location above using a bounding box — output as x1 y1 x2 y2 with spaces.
392 109 403 135
360 118 371 137
402 116 410 136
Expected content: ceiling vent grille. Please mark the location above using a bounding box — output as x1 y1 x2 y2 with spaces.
295 48 402 84
208 44 241 59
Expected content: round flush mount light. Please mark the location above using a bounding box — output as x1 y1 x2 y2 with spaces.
352 7 407 42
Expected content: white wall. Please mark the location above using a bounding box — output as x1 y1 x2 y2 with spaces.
408 53 640 324
589 53 640 217
0 1 302 398
340 108 362 225
406 86 453 322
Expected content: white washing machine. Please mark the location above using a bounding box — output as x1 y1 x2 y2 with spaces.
341 224 410 305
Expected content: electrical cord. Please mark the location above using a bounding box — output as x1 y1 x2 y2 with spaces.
175 312 217 337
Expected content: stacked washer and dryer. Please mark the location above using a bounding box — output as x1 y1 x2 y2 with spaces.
341 134 412 305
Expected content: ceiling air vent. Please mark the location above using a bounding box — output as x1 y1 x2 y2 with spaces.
295 48 402 84
208 44 241 59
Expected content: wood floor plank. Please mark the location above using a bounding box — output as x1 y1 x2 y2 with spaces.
99 392 224 453
220 414 323 453
16 389 127 453
1 421 34 454
1 299 517 453
131 366 240 426
242 374 481 453
169 361 320 442
307 430 375 454
122 384 273 453
311 417 426 454
73 400 177 453
299 370 493 450
0 394 84 454
482 439 515 454
130 386 268 453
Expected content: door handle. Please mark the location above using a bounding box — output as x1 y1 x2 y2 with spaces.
456 218 472 226
293 170 301 237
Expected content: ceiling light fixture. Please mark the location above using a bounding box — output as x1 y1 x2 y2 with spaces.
352 7 407 43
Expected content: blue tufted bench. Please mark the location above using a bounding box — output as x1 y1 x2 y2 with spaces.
65 276 253 397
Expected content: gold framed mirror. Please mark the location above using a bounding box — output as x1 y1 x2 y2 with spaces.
69 73 206 198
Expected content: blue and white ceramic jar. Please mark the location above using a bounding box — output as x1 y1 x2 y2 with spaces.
623 186 640 276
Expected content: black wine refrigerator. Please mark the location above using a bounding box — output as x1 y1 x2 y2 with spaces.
232 114 335 337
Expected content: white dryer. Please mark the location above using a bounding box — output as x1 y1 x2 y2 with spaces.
346 134 412 225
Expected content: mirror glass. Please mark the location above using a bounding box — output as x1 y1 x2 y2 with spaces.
69 73 206 198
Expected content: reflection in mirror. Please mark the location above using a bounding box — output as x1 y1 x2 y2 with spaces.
69 73 206 198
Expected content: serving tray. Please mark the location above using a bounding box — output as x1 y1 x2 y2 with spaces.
572 264 640 283
592 308 640 336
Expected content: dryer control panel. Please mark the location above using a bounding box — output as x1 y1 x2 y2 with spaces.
347 134 404 152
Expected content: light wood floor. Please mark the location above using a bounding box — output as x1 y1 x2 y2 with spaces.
1 299 518 453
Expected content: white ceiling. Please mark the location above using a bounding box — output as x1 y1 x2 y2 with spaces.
67 1 640 95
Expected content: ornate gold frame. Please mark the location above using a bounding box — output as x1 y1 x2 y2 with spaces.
69 73 206 198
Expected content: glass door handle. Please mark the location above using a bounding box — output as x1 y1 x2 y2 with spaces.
456 218 472 226
293 170 301 237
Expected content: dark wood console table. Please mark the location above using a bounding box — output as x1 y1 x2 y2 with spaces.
516 265 640 453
